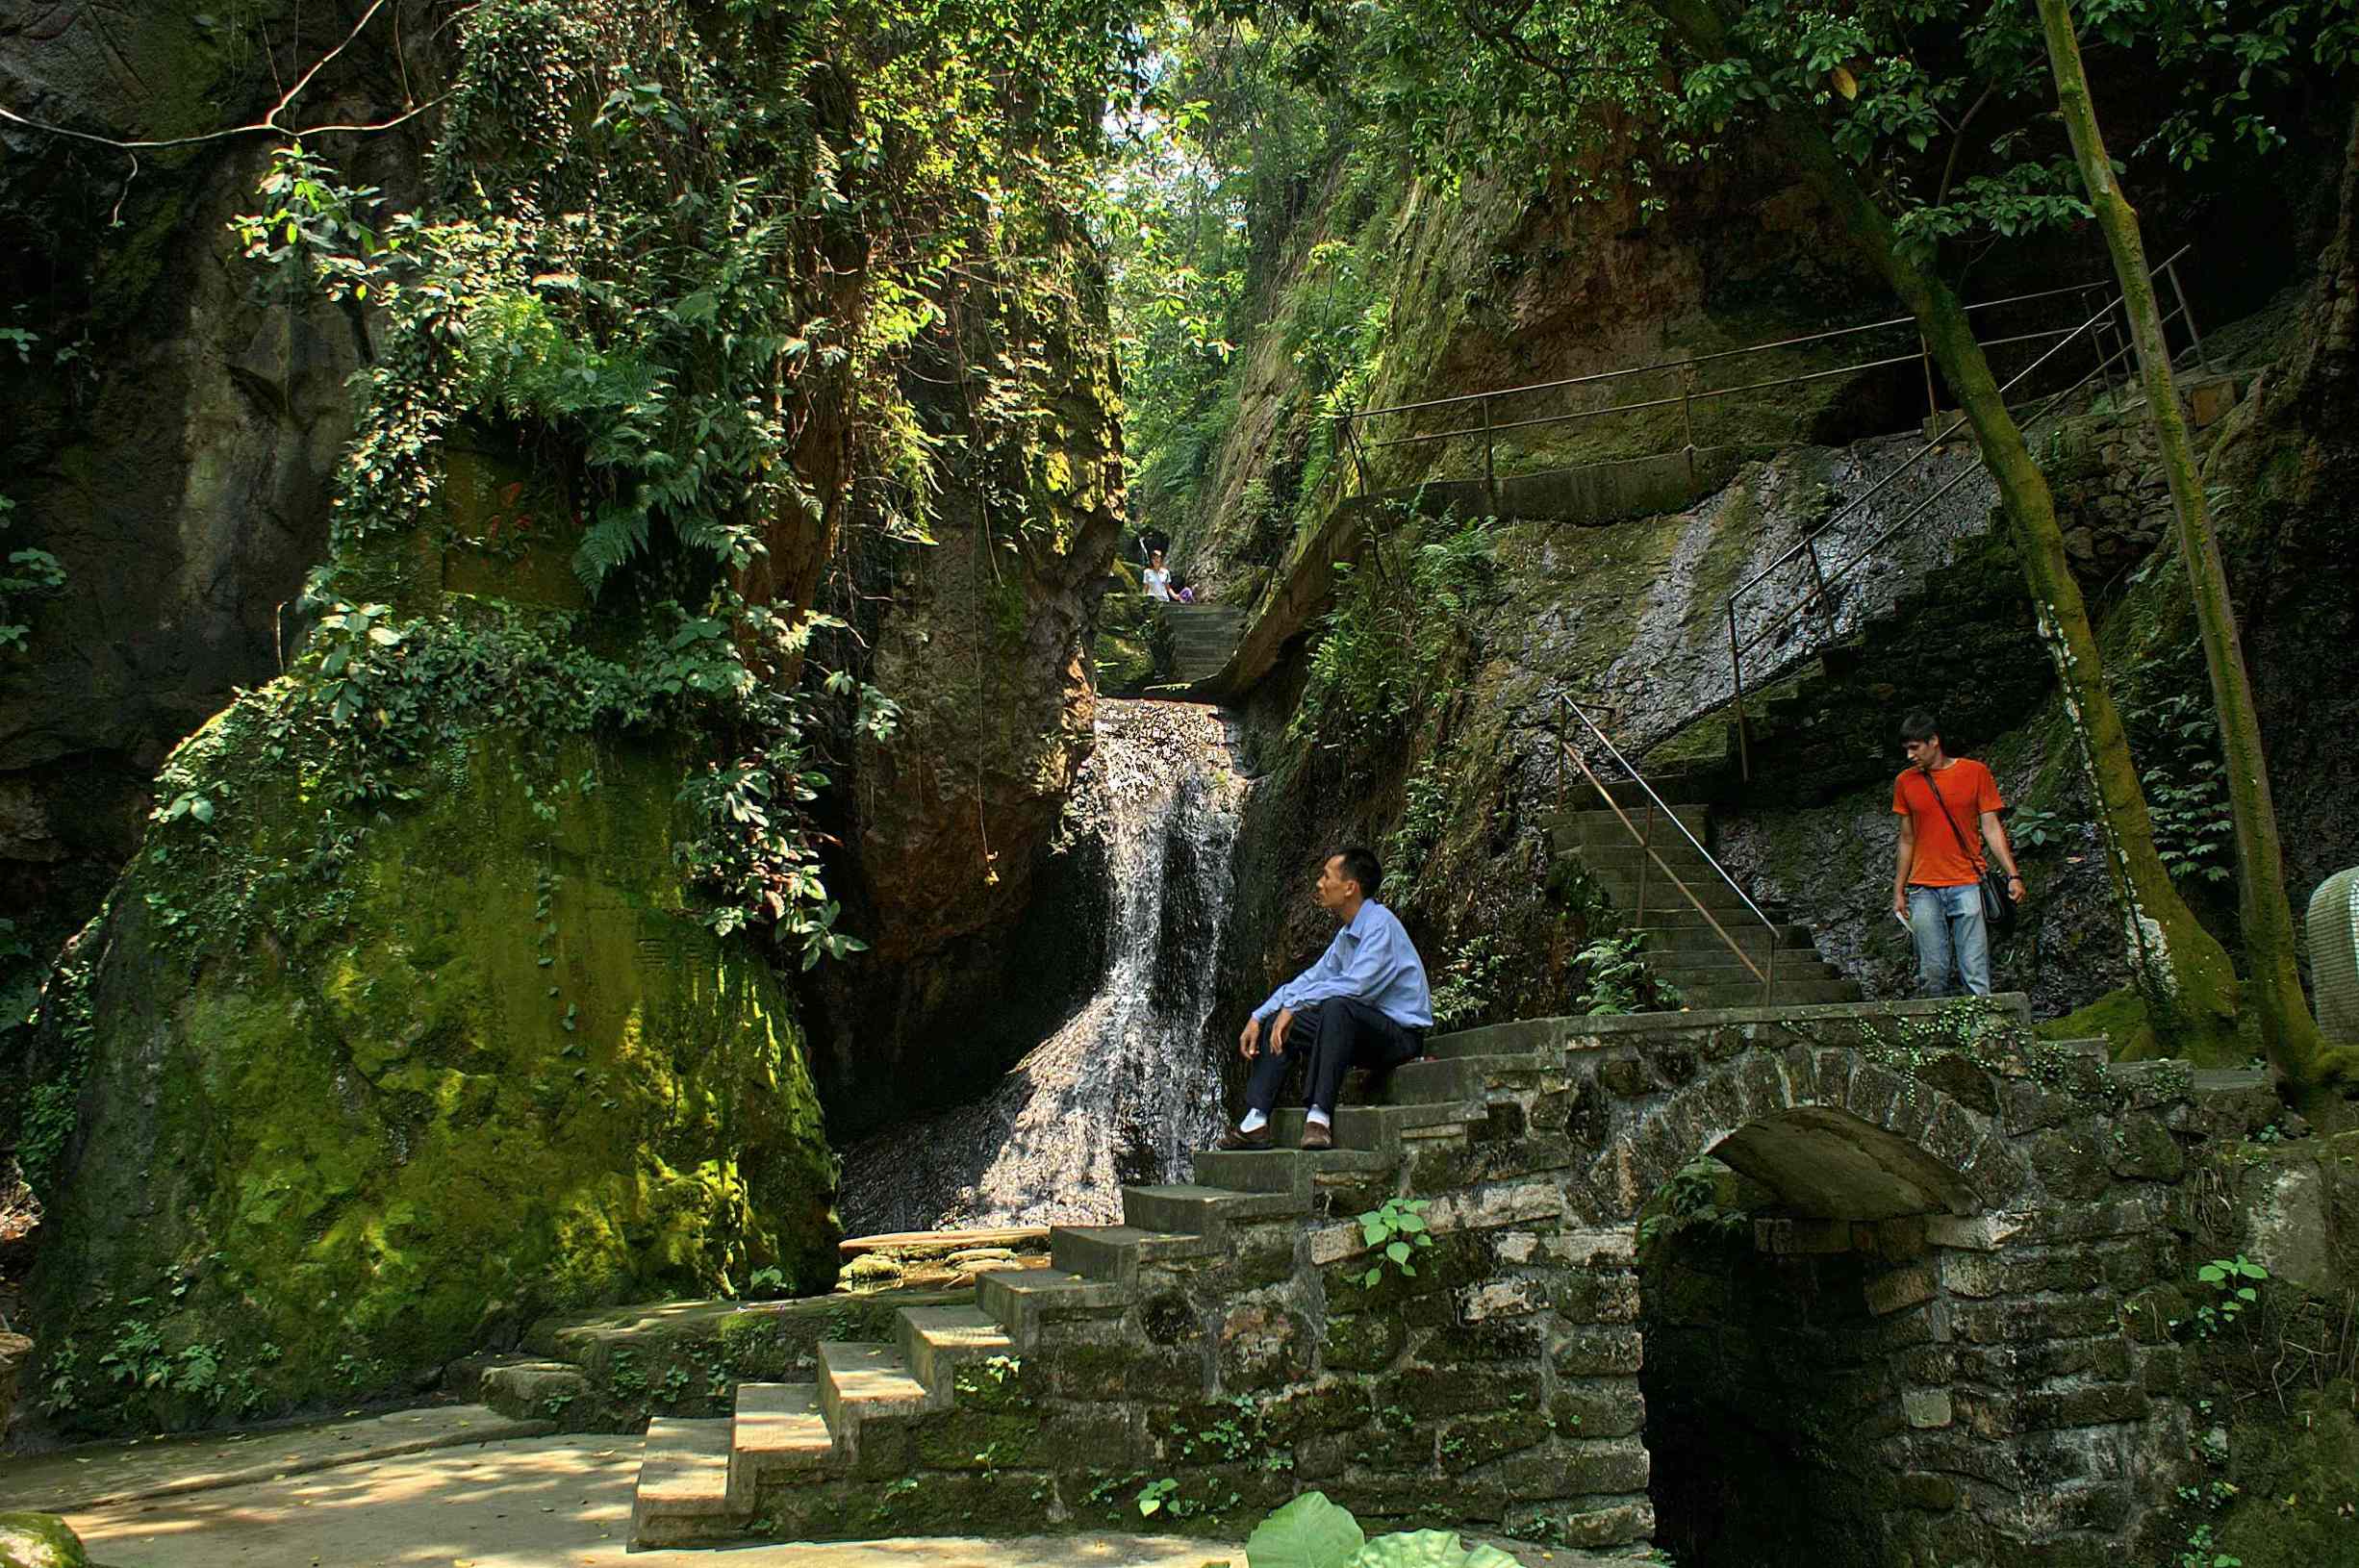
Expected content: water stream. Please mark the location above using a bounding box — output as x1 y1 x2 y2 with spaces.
836 699 1245 1233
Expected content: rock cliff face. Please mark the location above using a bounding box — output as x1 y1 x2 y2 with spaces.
0 0 440 1069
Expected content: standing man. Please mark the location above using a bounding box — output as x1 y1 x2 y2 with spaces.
1219 847 1433 1151
1891 711 2025 998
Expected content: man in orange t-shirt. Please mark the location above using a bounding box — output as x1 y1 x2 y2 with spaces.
1891 710 2025 997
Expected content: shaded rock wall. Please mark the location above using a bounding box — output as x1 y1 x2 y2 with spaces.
0 0 441 1034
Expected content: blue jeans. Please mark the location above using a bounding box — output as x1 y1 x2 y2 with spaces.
1908 883 1991 998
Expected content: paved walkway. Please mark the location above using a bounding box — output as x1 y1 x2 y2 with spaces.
5 1415 1239 1568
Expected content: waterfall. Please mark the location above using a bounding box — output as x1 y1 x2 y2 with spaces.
837 699 1245 1234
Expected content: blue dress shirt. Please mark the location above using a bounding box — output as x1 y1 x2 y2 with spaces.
1253 899 1434 1030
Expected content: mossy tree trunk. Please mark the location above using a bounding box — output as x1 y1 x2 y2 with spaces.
1645 0 2244 1060
2035 0 2358 1093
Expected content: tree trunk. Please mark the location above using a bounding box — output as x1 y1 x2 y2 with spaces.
1644 0 2244 1058
2036 0 2357 1092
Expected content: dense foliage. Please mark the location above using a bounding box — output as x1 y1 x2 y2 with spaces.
216 0 1151 953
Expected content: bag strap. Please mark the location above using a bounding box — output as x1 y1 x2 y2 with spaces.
1913 765 1986 873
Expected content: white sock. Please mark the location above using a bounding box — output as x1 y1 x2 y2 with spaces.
1306 1108 1332 1128
1239 1109 1269 1133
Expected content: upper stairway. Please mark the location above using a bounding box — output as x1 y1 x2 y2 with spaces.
1156 601 1249 691
1542 794 1861 1009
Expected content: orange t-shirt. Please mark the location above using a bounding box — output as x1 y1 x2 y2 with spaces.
1893 758 2002 887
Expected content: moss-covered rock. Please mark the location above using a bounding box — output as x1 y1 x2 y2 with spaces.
0 1514 87 1568
23 706 836 1437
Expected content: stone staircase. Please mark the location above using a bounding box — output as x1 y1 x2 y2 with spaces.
1157 602 1249 689
1544 793 1860 1009
625 1023 1650 1552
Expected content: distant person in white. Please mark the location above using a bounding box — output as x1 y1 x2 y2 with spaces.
1219 847 1433 1151
1142 548 1175 601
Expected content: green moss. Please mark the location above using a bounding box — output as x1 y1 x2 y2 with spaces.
2041 983 2161 1059
26 720 837 1436
2210 1382 2359 1568
0 1513 90 1568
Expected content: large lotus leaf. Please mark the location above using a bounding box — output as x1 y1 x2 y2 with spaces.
1349 1530 1520 1568
1245 1492 1367 1568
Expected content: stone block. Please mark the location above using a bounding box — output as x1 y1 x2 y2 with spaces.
1259 1380 1372 1441
1504 1496 1654 1549
1902 1386 1955 1429
2027 1127 2115 1198
1865 1264 1938 1316
1440 1408 1554 1473
1551 1267 1641 1324
1897 1470 1961 1510
1926 1211 2030 1251
1424 1180 1564 1233
2106 1116 2185 1181
1550 1325 1643 1377
1947 1293 2122 1345
1217 1301 1309 1391
1458 1276 1551 1322
1844 1062 1911 1126
1382 1365 1532 1419
1546 1226 1639 1267
1547 1378 1645 1438
1321 1311 1408 1374
1558 1436 1652 1495
1416 1317 1547 1365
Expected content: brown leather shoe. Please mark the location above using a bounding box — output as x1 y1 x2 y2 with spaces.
1300 1121 1334 1151
1216 1125 1275 1151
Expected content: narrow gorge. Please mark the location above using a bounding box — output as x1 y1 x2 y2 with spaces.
2 3 2356 1566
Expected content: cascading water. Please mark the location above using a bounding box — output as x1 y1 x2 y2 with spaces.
837 699 1245 1234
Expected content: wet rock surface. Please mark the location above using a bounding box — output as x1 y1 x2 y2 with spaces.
838 700 1245 1231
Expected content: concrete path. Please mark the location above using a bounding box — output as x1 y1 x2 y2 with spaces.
16 1428 1239 1568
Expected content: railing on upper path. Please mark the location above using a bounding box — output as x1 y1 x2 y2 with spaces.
1717 245 2208 777
1554 694 1783 1006
1319 259 2203 518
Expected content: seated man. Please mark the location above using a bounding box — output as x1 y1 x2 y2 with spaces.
1219 847 1433 1151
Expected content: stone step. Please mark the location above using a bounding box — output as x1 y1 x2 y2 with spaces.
1540 804 1711 837
471 1356 589 1423
1188 1146 1394 1195
1426 1018 1561 1059
1627 902 1790 932
1636 921 1819 951
894 1303 1015 1396
1049 1224 1222 1286
1645 949 1839 983
1562 841 1726 876
977 1266 1131 1344
816 1341 931 1435
1581 868 1767 916
1121 1182 1308 1238
1270 1100 1474 1151
629 1416 741 1549
732 1381 835 1486
1382 1052 1547 1106
1668 976 1862 1008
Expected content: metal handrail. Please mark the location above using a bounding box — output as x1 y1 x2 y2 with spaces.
1554 694 1781 1004
1715 244 2206 776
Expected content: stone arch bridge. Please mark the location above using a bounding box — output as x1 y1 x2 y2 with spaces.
628 995 2270 1564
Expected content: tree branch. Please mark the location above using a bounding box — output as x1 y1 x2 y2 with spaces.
0 0 436 153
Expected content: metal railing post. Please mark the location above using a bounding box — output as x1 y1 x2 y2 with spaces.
1636 798 1654 928
2164 260 2210 371
1804 537 1838 645
1918 333 1938 424
1482 395 1498 516
1728 600 1751 783
1680 360 1699 491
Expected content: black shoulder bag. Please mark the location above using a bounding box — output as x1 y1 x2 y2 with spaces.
1913 766 2018 938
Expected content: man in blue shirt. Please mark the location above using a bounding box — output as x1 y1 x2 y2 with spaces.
1218 846 1433 1151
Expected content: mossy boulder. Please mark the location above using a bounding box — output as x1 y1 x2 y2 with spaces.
0 1515 88 1568
23 704 837 1437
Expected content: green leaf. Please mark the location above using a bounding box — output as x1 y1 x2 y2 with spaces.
1246 1491 1365 1568
1385 1241 1411 1265
1349 1530 1520 1568
189 797 215 824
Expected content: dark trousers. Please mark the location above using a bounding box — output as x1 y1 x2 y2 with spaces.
1244 997 1425 1116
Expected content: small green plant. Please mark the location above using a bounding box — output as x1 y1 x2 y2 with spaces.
2007 804 2071 851
1355 1198 1434 1288
1428 936 1505 1029
1136 1477 1179 1516
1571 931 1677 1016
2193 1256 2268 1335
